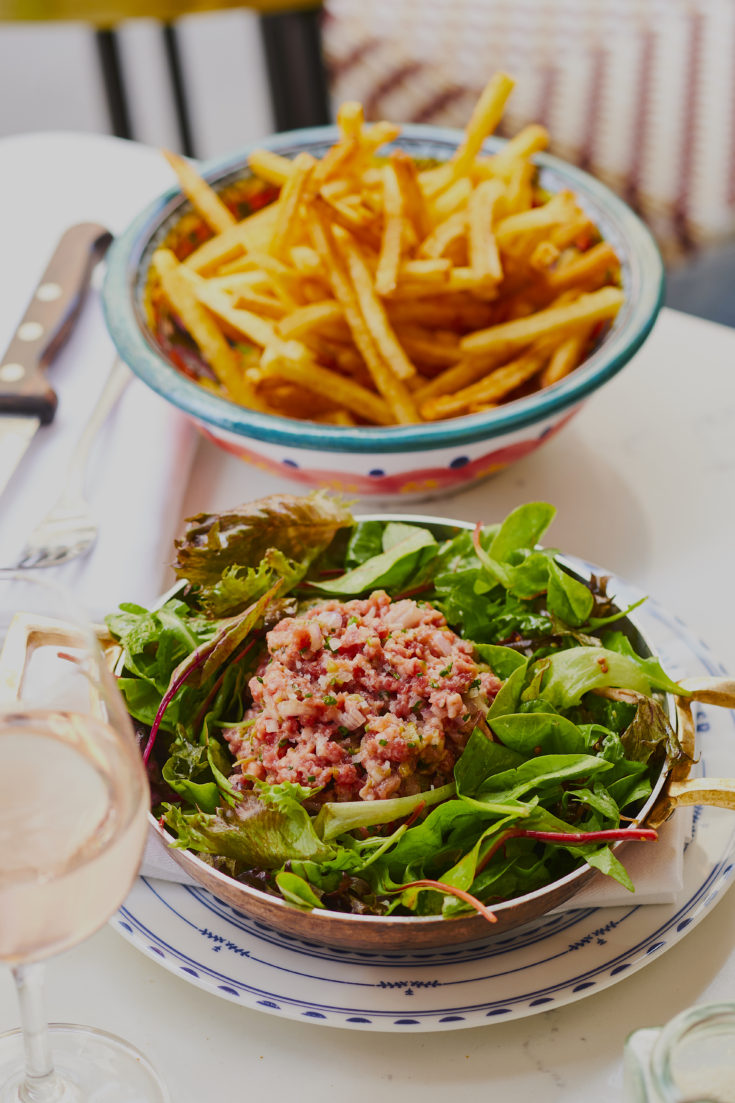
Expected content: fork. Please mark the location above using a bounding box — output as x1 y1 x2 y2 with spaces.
15 357 131 568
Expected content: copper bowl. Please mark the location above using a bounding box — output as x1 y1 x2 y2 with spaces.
120 515 735 950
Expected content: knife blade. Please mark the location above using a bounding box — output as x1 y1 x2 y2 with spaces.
0 222 113 500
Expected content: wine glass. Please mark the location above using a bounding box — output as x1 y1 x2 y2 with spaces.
0 571 168 1103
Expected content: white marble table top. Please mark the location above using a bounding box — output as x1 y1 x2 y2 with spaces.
1 132 734 1102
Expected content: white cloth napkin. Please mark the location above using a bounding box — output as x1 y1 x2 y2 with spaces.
142 804 690 910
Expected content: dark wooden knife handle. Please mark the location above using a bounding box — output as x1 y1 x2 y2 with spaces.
0 223 113 423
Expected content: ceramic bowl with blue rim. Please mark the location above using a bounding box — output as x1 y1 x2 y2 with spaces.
102 126 664 502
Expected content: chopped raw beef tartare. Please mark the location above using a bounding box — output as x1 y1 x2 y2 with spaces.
225 590 501 802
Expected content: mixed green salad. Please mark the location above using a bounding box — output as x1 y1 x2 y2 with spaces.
107 493 690 921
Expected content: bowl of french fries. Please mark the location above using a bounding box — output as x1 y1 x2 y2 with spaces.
103 73 664 500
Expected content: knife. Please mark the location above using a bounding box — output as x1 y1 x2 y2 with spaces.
0 222 113 500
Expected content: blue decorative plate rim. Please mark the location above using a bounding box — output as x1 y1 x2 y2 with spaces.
112 582 734 1031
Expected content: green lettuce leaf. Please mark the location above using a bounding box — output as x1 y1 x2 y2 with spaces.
546 560 594 626
620 694 686 767
312 524 437 596
195 547 305 618
163 791 333 867
275 871 324 909
314 782 455 841
488 502 556 562
525 646 682 709
489 711 591 756
173 490 353 588
345 520 384 566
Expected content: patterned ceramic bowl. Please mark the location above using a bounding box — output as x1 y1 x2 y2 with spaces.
102 126 664 502
129 516 734 952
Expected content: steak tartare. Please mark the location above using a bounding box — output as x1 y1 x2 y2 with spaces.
226 590 501 802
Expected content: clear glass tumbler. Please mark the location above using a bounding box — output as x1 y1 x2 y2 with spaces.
0 571 168 1102
624 1002 735 1102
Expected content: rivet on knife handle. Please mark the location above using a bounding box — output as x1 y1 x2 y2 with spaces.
0 223 113 424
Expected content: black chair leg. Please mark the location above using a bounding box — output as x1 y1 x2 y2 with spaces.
259 7 331 132
162 23 197 158
95 29 133 140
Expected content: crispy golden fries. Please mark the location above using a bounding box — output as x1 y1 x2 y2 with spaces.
149 71 623 426
162 149 236 234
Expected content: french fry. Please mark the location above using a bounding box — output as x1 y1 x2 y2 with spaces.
309 209 419 423
248 148 295 186
400 258 451 281
529 241 561 272
391 150 432 240
550 214 596 250
539 326 594 387
448 267 502 294
337 100 364 142
317 194 382 249
495 192 579 249
152 249 262 409
467 179 504 287
183 204 279 274
421 346 549 420
375 163 405 297
501 158 534 216
488 124 549 177
277 300 346 340
344 239 417 381
162 149 236 235
418 210 467 260
450 72 515 178
193 280 279 349
393 327 463 369
289 245 323 275
418 162 455 200
207 271 273 294
385 296 495 330
317 409 357 426
260 343 392 425
431 177 473 222
226 251 302 307
414 351 506 403
311 138 358 189
318 179 353 203
230 290 287 319
269 151 315 260
461 286 624 357
359 121 401 158
545 241 621 293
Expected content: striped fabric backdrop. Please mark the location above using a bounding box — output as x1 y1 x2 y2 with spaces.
323 0 735 259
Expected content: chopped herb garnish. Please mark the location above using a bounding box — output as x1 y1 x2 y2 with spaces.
323 694 337 706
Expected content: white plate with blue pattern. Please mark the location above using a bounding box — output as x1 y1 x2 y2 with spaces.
111 582 735 1032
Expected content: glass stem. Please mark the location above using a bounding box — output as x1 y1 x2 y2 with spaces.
11 964 60 1103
